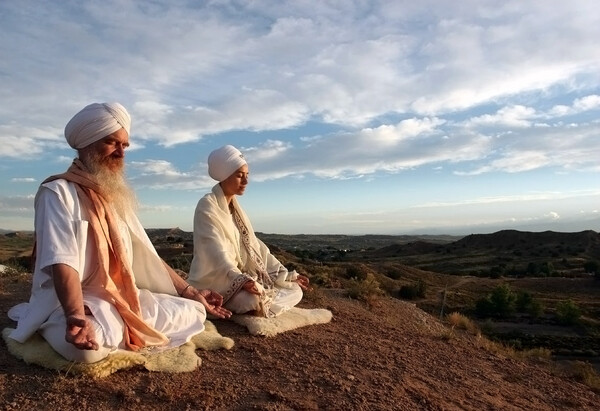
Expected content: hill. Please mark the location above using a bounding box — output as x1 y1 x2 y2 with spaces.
1 274 598 409
357 229 600 276
1 228 600 409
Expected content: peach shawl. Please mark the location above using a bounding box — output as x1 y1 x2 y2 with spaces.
42 159 168 350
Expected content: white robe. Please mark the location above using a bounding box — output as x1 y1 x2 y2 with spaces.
188 184 302 316
8 179 206 360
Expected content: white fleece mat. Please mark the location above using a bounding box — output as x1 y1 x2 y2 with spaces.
2 321 234 378
232 307 333 337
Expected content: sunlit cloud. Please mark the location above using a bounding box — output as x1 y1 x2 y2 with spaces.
11 178 36 183
1 0 599 233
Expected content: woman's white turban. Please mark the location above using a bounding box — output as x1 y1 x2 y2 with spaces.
208 145 247 181
64 102 131 149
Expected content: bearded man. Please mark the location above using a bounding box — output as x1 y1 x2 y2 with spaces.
8 102 231 363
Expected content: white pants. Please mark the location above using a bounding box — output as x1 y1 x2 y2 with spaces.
39 290 207 363
226 282 303 316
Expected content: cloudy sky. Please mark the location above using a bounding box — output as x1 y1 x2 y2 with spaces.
1 0 599 235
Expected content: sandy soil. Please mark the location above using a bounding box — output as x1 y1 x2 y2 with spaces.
1 277 599 410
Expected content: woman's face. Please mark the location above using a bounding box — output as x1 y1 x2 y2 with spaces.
220 164 249 197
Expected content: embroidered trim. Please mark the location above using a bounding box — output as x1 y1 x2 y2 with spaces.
232 207 278 317
223 273 251 304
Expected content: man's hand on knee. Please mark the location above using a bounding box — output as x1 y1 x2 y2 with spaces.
65 314 99 351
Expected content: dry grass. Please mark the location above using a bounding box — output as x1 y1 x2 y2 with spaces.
565 361 600 393
443 311 553 365
346 273 383 305
446 312 479 334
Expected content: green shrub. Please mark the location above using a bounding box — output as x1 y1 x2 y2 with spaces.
489 283 517 317
385 267 402 280
398 279 427 300
345 264 370 281
474 283 516 318
527 299 544 318
515 291 533 312
556 299 581 325
346 273 382 302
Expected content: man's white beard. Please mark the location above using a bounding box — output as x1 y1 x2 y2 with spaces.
85 154 138 219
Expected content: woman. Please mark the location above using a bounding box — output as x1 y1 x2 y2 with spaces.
188 145 309 317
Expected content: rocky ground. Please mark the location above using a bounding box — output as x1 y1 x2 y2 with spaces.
1 274 599 410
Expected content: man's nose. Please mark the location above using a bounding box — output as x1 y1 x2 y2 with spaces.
115 142 128 155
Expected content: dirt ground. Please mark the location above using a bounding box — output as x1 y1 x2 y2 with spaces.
1 277 599 411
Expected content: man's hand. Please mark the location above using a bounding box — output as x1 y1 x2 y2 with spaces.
65 314 99 351
196 290 232 319
295 274 311 290
199 289 224 307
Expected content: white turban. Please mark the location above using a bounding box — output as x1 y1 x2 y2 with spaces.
64 102 131 149
208 145 247 181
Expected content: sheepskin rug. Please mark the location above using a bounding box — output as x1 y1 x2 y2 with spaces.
2 321 234 378
232 307 333 337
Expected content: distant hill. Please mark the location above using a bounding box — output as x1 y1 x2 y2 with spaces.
361 229 600 276
370 229 599 254
145 227 191 242
0 229 34 236
455 229 600 255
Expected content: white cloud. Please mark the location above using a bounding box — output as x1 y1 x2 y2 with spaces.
10 178 36 183
415 190 600 208
130 160 188 177
1 1 600 233
0 194 35 212
465 105 536 128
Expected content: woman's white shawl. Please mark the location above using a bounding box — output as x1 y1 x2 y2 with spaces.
188 184 297 303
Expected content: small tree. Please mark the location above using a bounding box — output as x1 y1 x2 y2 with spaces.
398 279 427 300
345 264 369 281
489 283 517 317
556 299 581 325
527 299 544 318
474 283 517 318
515 291 533 312
540 261 554 276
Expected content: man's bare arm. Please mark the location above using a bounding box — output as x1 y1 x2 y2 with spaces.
162 259 231 319
51 264 99 350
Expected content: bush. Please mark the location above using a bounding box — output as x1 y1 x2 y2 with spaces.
346 273 382 303
398 279 427 300
569 361 600 393
385 267 402 280
515 291 533 312
446 312 479 334
556 299 581 325
474 283 516 318
527 299 544 318
583 260 599 277
168 254 192 272
489 283 517 317
345 264 370 281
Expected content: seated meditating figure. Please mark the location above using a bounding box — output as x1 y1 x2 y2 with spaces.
188 145 310 317
8 102 231 363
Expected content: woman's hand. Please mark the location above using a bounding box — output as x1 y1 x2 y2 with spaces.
243 280 262 295
295 274 310 290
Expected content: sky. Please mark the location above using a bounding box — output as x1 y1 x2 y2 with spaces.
1 0 599 236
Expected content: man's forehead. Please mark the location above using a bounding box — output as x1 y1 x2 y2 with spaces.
102 129 129 143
